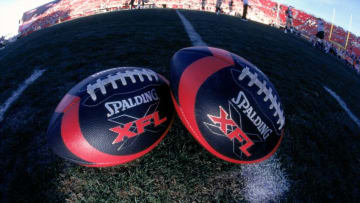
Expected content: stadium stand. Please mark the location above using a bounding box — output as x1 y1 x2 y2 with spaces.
18 0 360 61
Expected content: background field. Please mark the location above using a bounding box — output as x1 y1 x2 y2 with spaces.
0 9 359 202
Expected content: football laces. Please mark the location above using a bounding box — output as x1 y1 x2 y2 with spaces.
238 66 285 130
87 68 159 101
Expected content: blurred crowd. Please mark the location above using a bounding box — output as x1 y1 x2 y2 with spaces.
0 36 5 49
4 0 359 74
312 38 360 73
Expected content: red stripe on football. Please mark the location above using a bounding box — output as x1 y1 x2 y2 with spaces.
48 67 175 167
170 46 285 164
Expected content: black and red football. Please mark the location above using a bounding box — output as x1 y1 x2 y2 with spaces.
47 67 174 167
170 46 285 164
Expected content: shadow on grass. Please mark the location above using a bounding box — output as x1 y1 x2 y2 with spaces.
0 114 66 202
50 118 243 202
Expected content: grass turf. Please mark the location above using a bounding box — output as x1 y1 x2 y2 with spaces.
0 9 359 202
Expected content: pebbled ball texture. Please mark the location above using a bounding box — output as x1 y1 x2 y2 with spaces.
170 46 285 164
47 67 174 167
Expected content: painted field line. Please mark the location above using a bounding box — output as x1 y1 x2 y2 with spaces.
241 155 290 203
0 69 46 122
323 86 360 129
175 10 289 202
176 10 207 46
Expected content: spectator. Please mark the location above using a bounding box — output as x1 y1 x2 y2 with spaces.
313 18 325 50
356 58 360 73
329 43 338 56
136 0 144 9
229 0 234 15
129 0 135 9
201 0 206 10
324 41 331 53
350 47 356 60
241 0 249 21
216 0 222 15
284 6 293 33
0 36 6 49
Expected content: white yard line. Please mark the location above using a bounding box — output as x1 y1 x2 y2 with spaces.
176 10 207 46
323 86 360 129
175 10 289 202
241 155 290 203
0 69 46 122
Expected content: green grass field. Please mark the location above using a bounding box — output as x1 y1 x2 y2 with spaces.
0 9 359 202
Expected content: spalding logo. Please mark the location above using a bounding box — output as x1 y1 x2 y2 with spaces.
231 91 273 140
105 88 167 149
232 67 285 131
203 67 286 160
104 89 159 117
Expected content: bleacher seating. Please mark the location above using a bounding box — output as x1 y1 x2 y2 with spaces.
18 0 359 58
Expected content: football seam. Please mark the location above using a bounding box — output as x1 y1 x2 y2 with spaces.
86 68 159 101
238 66 285 130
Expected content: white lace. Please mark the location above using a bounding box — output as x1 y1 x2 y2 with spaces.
238 66 285 130
87 68 159 101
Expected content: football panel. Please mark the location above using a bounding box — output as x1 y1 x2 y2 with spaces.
174 55 253 163
47 112 95 165
60 93 174 166
48 67 175 166
79 115 175 167
60 98 131 164
55 94 81 113
208 47 235 65
79 83 174 156
173 49 284 163
170 46 214 104
195 67 283 162
172 93 249 164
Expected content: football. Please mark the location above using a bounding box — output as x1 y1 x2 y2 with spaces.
170 46 285 164
47 67 174 167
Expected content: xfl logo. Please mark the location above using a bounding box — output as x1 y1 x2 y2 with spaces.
109 111 167 144
207 106 254 157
